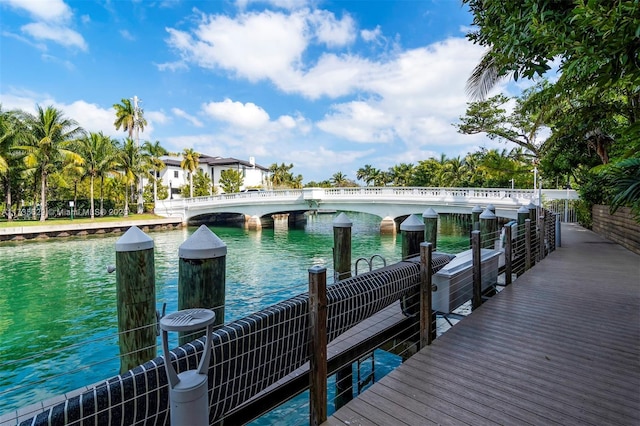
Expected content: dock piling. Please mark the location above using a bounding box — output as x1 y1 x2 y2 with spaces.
308 265 328 426
115 226 156 374
422 208 438 250
178 225 227 345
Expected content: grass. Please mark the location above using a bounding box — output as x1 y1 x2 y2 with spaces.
0 213 165 228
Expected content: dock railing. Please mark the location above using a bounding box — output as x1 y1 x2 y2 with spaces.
13 208 558 426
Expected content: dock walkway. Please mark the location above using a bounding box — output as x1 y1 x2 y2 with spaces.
326 223 640 425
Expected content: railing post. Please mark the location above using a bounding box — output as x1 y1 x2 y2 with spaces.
332 213 353 409
516 206 529 276
420 242 434 347
422 208 438 250
504 224 513 286
309 265 327 426
471 230 482 310
556 213 562 248
115 226 156 374
539 214 546 261
525 219 532 271
178 225 227 345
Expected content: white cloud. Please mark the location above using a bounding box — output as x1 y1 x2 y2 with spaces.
317 101 395 143
236 0 311 11
119 29 135 41
308 9 355 47
21 21 87 51
202 99 270 128
4 0 72 22
361 25 383 44
172 108 203 127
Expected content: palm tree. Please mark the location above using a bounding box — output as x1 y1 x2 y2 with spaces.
388 163 414 187
118 138 142 217
440 156 467 187
142 140 168 206
0 106 24 220
76 132 115 219
113 98 147 139
330 171 349 187
269 162 294 188
95 135 120 216
356 164 377 186
16 105 84 221
181 148 200 198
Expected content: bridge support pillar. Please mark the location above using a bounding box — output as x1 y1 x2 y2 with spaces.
379 216 396 234
246 215 262 230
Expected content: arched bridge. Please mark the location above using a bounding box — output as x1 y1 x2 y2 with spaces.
155 187 579 228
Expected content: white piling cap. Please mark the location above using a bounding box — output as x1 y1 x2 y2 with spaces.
480 208 496 219
526 202 537 209
422 208 438 219
333 212 353 228
400 214 425 231
486 203 496 211
179 225 227 259
518 205 530 214
471 205 483 213
116 226 154 252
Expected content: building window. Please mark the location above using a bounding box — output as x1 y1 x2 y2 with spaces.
174 170 179 178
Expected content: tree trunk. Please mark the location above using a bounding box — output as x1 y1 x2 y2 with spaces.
40 172 47 221
90 174 95 219
153 172 157 208
124 184 129 217
190 172 194 198
100 175 104 217
3 176 12 221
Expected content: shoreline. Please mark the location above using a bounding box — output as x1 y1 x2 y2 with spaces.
0 217 184 242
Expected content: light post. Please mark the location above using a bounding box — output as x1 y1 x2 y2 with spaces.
532 167 538 204
69 201 74 220
509 178 515 189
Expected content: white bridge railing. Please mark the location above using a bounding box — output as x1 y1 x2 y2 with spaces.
155 187 579 221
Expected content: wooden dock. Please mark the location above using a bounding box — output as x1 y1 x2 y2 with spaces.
325 223 640 425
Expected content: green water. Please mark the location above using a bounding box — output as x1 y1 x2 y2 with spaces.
0 212 470 417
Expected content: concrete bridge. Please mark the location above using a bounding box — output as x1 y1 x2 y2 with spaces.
154 187 579 230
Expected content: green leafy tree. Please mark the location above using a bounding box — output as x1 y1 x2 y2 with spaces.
269 163 303 188
75 132 114 218
0 106 25 220
388 163 414 187
181 148 200 198
330 171 350 187
95 135 120 216
118 138 143 216
356 164 378 186
219 169 243 193
113 98 147 139
16 105 84 221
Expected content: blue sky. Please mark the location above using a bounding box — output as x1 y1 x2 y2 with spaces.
0 0 520 182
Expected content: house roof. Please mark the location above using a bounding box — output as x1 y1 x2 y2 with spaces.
162 155 268 171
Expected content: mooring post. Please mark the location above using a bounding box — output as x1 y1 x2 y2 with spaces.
400 215 425 316
525 219 532 271
486 203 496 214
401 214 425 260
115 226 156 374
309 265 327 426
178 225 227 345
422 208 438 250
504 224 513 286
332 213 353 409
479 208 498 249
419 242 434 347
471 205 483 230
333 213 352 281
527 202 538 226
471 230 482 310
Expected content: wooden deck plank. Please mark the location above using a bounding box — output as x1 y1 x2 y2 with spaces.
325 224 640 426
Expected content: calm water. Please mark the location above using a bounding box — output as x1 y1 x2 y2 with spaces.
0 212 470 420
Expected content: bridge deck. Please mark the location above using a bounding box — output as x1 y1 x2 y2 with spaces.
325 223 640 425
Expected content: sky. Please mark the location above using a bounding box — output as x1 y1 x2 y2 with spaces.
0 0 522 183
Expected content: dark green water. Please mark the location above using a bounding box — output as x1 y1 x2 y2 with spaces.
0 212 470 418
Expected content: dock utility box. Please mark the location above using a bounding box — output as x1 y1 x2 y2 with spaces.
432 248 500 313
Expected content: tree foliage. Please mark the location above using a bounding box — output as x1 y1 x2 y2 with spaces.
219 169 243 193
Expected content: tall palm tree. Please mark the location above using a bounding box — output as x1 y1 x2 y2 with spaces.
181 148 200 198
330 171 348 187
0 106 24 220
356 164 377 186
16 105 84 221
76 132 114 219
113 98 147 139
118 138 142 217
142 140 168 206
96 135 120 216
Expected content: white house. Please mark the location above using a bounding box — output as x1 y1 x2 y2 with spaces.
158 154 270 198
